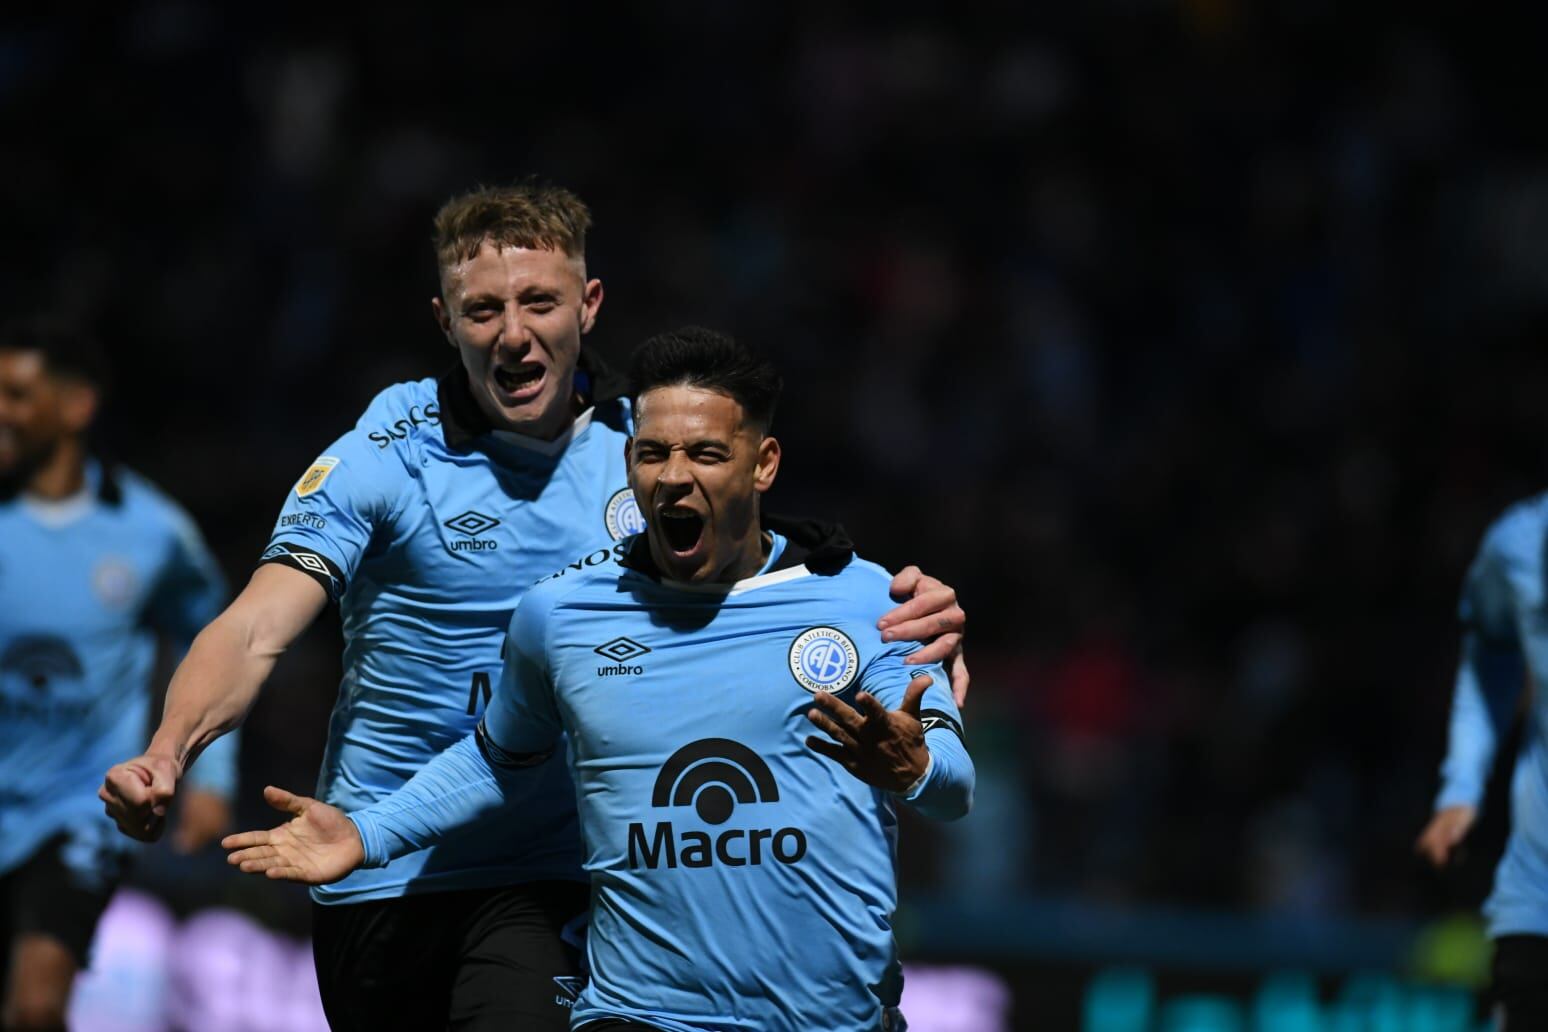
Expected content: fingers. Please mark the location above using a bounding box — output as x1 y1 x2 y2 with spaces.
948 651 969 708
902 632 963 668
263 785 312 817
806 705 860 751
878 592 961 640
805 736 859 773
810 689 866 731
885 565 926 605
228 843 280 867
854 691 892 726
221 829 273 850
900 676 930 717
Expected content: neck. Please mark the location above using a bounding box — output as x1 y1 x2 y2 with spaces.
26 438 87 501
724 530 773 583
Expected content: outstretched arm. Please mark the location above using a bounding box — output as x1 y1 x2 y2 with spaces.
226 590 565 881
101 563 326 841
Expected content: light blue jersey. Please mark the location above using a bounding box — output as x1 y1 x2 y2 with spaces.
262 359 637 904
350 521 974 1032
0 461 233 884
1437 492 1548 937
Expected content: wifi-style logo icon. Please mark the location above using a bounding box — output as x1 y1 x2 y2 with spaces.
651 738 780 825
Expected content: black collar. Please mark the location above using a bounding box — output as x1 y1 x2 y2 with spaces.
618 513 854 582
436 349 627 451
96 461 122 506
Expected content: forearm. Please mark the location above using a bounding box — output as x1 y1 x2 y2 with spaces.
901 729 974 821
349 734 513 866
1437 640 1521 809
147 612 279 773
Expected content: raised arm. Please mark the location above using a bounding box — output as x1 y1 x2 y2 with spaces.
100 563 326 841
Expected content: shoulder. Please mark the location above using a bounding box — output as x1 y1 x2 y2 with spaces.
111 466 201 535
351 378 442 453
109 466 212 561
510 541 628 641
528 540 631 602
1478 493 1548 569
823 555 897 609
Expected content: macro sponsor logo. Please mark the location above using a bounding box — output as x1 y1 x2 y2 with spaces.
279 512 327 530
627 738 807 870
594 637 649 676
0 635 93 720
1 635 83 692
444 510 500 552
368 404 440 449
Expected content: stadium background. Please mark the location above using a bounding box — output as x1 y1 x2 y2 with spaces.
6 4 1548 1029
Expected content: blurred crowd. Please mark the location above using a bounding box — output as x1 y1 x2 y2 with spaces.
6 3 1548 930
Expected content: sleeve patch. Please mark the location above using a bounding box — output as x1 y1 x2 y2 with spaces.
295 456 340 498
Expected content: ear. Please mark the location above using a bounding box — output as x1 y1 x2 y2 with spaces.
753 436 780 494
430 296 455 346
623 435 633 469
58 381 98 435
579 278 604 335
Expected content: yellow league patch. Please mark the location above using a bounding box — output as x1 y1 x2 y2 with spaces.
295 456 340 498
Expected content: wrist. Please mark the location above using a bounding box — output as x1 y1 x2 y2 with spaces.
142 740 188 779
897 752 934 798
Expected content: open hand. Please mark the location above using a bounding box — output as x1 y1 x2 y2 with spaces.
100 753 181 842
805 675 932 795
880 566 969 707
222 786 364 885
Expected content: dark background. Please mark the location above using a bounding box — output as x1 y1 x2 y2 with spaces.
9 3 1548 1025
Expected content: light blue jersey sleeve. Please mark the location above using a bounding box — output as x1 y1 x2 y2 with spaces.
143 499 239 798
260 398 411 601
348 589 564 866
857 641 974 821
1436 516 1532 811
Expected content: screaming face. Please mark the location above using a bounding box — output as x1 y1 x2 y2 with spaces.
432 241 604 441
627 385 780 584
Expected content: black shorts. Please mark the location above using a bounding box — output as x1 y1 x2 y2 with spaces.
0 833 128 973
311 880 590 1032
1493 933 1548 1028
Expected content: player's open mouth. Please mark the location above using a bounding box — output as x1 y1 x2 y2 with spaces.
493 363 544 398
659 507 705 555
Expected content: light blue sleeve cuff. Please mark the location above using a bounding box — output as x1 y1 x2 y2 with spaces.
347 812 389 869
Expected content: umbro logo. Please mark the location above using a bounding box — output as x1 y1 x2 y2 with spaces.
552 975 583 1008
445 511 500 553
595 637 650 676
445 510 499 536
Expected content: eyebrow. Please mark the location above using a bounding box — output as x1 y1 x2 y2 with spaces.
633 435 733 450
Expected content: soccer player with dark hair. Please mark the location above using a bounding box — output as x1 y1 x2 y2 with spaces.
1417 497 1548 1025
100 184 969 1030
223 326 974 1032
0 319 235 1032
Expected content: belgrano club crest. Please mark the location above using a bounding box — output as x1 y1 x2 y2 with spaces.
788 627 858 694
605 487 646 540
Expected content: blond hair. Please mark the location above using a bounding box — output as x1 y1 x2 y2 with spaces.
432 180 591 270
